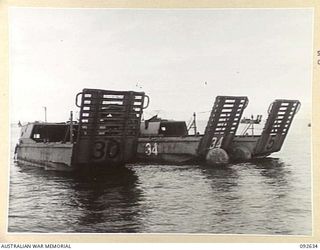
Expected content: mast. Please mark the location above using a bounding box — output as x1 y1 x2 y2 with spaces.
70 111 73 143
193 112 197 135
188 112 198 135
43 106 47 122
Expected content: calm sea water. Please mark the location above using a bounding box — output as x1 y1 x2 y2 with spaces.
8 119 312 234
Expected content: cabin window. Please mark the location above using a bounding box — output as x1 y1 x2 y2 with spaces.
33 133 40 139
31 124 78 143
158 122 188 137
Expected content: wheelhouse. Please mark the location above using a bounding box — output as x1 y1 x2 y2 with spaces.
19 122 78 143
140 116 188 137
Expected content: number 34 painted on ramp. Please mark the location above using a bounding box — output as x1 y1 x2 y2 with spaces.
209 136 223 149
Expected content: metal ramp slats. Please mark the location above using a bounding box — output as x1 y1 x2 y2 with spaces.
197 96 248 156
78 89 144 137
73 88 146 167
253 99 300 155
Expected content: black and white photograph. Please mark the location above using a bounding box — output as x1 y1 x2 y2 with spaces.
7 7 313 235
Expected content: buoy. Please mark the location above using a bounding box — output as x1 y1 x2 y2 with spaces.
230 145 252 161
205 148 229 166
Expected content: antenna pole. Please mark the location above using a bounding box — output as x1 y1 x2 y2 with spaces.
193 112 197 135
70 111 73 143
43 106 47 122
187 112 198 135
251 115 254 136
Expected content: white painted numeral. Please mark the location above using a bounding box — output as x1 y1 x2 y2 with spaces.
145 143 152 155
151 142 158 155
145 142 158 156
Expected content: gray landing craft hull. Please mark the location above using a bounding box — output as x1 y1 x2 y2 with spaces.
136 136 265 165
136 97 300 165
16 88 147 172
15 90 300 171
16 143 74 171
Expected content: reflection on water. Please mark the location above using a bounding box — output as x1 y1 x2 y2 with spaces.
70 168 143 233
8 156 311 234
201 164 240 192
9 164 145 233
251 158 290 185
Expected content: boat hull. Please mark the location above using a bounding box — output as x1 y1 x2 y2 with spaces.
16 142 75 171
137 136 201 164
16 135 271 170
136 135 265 165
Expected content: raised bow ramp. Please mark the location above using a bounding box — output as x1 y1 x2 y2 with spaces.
73 88 147 169
197 96 248 164
253 99 301 156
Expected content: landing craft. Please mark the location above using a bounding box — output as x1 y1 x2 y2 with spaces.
15 89 148 172
14 88 300 172
137 96 300 165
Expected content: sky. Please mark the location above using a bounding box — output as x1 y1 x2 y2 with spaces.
9 8 313 123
